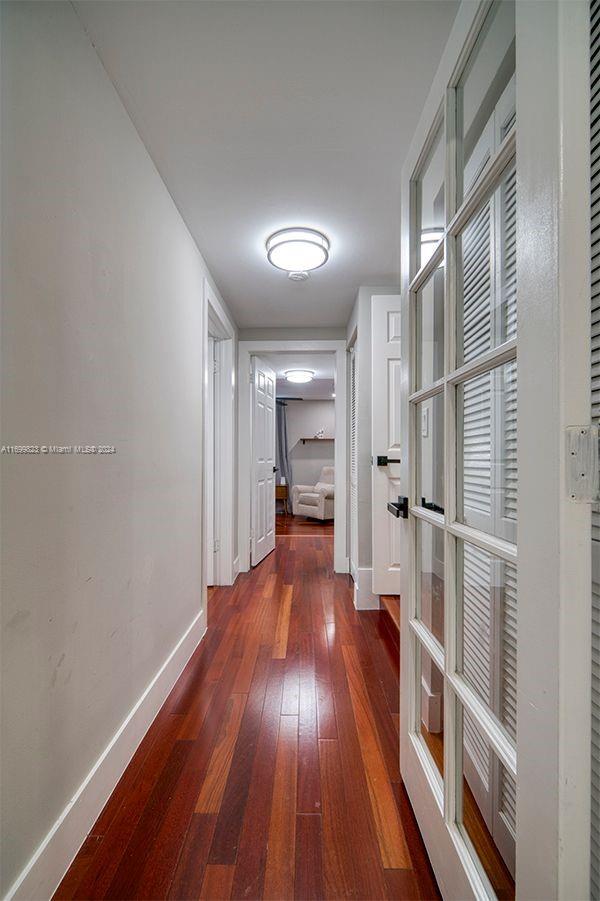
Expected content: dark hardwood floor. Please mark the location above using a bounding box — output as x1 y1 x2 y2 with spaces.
276 512 334 536
54 534 439 900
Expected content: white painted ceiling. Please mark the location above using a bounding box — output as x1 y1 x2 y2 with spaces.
75 1 458 328
262 352 335 400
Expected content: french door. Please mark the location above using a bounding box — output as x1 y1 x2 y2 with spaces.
400 1 591 898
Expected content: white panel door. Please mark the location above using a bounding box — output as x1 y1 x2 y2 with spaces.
251 356 276 567
371 294 402 596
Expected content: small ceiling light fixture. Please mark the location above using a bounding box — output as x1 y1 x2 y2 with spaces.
285 370 314 384
420 227 444 267
266 227 330 279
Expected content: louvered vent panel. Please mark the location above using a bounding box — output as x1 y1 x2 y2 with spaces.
501 561 518 742
463 372 491 515
502 168 518 524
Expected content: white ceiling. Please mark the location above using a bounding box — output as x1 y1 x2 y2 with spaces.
262 352 335 400
75 1 458 328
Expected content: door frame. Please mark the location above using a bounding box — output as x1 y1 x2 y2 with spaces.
398 1 591 899
203 279 237 597
238 339 348 574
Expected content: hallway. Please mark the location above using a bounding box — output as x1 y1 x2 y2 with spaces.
54 534 438 900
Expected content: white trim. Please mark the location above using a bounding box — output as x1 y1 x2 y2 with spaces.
5 614 206 901
238 340 348 574
204 279 237 587
352 567 380 611
516 2 591 897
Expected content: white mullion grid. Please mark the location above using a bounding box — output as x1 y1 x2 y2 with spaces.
410 615 445 672
410 503 444 529
448 520 517 566
409 241 445 295
444 80 460 834
448 127 516 239
409 379 445 407
447 669 517 779
448 338 516 386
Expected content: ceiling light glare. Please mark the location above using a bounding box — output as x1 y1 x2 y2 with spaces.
285 370 314 384
266 227 330 273
420 227 444 267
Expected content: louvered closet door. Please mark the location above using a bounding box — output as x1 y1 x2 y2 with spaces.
591 1 600 894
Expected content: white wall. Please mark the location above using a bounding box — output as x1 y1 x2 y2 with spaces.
0 3 237 896
346 286 400 568
285 400 335 488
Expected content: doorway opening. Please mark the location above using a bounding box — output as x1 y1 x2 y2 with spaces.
238 339 347 574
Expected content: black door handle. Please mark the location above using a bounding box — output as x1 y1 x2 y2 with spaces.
421 497 444 515
376 455 401 466
387 496 408 519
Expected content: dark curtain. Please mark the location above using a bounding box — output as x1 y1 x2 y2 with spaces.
276 400 292 487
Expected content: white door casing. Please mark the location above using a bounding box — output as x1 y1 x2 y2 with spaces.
251 355 276 567
205 337 216 586
372 294 402 596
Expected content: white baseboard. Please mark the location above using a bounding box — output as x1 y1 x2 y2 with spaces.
232 555 240 581
353 566 380 610
6 612 206 901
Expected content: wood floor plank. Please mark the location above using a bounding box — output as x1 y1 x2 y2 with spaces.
273 584 293 658
294 815 324 901
297 631 321 813
196 693 247 813
263 715 298 900
318 739 355 899
207 646 272 864
167 813 217 900
342 643 410 869
199 864 235 900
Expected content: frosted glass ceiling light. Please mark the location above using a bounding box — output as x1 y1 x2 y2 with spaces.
285 370 314 384
266 227 330 277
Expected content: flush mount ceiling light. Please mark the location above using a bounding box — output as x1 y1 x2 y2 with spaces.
266 227 330 279
420 227 444 267
285 370 314 384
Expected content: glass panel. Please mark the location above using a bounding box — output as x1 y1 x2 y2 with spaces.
457 703 516 897
418 642 444 778
417 520 445 647
415 265 445 390
417 123 445 271
457 361 517 542
416 392 444 515
457 165 517 367
457 540 517 742
458 0 515 200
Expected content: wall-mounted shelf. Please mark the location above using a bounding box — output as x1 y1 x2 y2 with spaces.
300 437 334 445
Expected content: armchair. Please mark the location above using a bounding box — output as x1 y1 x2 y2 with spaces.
292 466 335 520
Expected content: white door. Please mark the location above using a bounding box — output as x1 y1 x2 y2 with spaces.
398 2 590 898
371 294 402 596
205 337 216 586
251 355 276 566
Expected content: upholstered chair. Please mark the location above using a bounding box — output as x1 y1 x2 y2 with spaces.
291 466 335 520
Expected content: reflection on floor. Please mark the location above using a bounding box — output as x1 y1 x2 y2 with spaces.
276 511 334 536
54 532 438 900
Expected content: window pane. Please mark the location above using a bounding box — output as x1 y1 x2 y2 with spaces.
416 266 445 390
457 703 516 897
457 361 517 542
459 0 515 201
416 393 444 515
417 123 445 271
457 165 517 366
457 541 517 742
418 642 444 778
417 519 445 647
